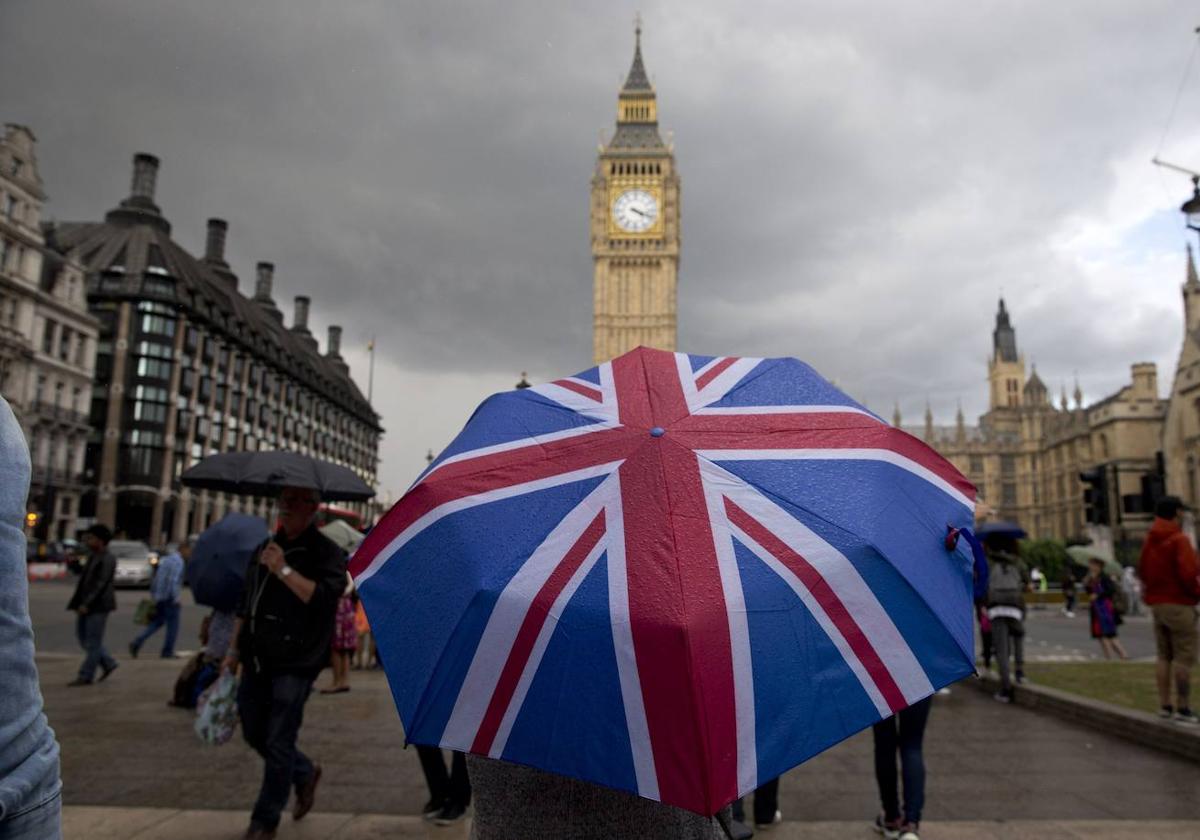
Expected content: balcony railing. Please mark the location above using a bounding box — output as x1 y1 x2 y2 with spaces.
31 401 91 428
29 465 86 488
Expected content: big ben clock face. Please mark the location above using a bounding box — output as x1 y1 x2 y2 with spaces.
612 189 659 233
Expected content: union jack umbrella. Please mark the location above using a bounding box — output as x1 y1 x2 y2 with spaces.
351 347 978 816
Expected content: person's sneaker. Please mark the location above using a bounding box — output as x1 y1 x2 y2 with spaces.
98 661 118 681
873 813 902 838
1174 708 1200 726
241 824 276 840
128 642 139 659
898 821 920 840
421 798 445 820
292 762 322 820
993 690 1012 704
66 677 92 687
1015 670 1026 685
1158 705 1175 719
935 687 952 696
755 809 782 829
434 801 468 825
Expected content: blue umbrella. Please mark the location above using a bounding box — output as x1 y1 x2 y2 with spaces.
975 520 1027 540
187 512 270 611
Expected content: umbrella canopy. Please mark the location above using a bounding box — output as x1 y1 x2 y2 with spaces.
187 512 270 611
180 450 374 502
320 519 365 553
975 520 1027 540
351 347 978 816
1066 544 1122 576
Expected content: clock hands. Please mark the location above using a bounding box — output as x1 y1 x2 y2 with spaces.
629 207 648 218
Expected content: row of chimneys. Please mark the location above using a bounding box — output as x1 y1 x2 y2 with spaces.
129 153 345 362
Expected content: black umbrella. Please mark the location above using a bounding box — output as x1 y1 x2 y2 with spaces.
180 450 375 501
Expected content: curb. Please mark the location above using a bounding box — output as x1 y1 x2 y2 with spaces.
970 672 1200 763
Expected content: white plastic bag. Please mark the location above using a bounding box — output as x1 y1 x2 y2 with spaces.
194 672 239 746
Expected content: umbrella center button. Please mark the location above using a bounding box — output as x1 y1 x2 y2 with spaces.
650 427 666 438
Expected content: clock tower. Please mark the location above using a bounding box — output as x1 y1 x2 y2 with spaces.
591 23 680 363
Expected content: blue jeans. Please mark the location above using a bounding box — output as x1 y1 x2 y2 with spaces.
237 670 316 830
75 612 116 682
872 696 932 824
0 396 61 830
132 600 180 656
0 788 61 840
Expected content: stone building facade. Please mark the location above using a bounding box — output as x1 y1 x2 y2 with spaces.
1162 246 1200 509
47 152 381 544
591 26 680 363
0 124 99 541
905 299 1163 552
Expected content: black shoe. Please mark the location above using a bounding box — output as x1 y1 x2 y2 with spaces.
128 642 139 659
67 677 93 687
293 762 322 820
435 801 468 825
99 661 118 682
421 798 445 820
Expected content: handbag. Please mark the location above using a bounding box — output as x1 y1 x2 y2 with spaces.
195 672 240 746
133 598 157 626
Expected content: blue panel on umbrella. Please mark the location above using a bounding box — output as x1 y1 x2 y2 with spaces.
733 538 881 784
708 358 874 415
711 457 975 664
425 390 609 480
362 475 607 741
501 554 638 795
687 354 717 372
573 366 602 385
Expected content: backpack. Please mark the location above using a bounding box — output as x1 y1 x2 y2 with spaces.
988 560 1024 608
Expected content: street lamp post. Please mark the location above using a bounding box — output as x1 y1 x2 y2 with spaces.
1181 176 1200 245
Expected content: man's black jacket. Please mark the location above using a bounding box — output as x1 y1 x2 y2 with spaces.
67 549 116 613
236 524 346 678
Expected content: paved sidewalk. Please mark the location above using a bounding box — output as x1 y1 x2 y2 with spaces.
40 653 1200 829
61 807 1200 840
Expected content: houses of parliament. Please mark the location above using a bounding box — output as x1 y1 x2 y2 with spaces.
588 27 1196 552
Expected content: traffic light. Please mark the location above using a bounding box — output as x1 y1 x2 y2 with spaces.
24 511 38 528
1080 468 1109 525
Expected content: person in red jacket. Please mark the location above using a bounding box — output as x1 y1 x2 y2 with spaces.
1138 496 1200 725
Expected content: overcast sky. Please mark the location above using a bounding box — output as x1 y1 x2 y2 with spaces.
4 1 1200 500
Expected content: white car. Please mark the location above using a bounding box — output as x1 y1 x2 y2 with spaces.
110 540 159 588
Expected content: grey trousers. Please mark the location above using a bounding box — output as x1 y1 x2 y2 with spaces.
992 616 1024 692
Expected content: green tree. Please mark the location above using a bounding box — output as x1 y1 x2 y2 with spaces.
1019 537 1069 582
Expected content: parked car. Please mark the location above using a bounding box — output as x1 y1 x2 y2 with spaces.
109 540 159 588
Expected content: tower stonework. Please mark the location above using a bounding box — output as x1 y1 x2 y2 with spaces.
591 25 679 363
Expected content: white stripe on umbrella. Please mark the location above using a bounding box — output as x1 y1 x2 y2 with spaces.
440 476 614 751
604 471 661 802
353 461 622 587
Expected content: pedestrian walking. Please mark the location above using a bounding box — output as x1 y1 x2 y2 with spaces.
66 524 119 687
417 747 471 825
983 533 1029 702
220 486 347 839
0 395 62 838
871 695 931 840
1138 496 1200 725
1085 557 1128 660
1121 565 1143 616
129 540 192 659
320 572 357 694
1061 570 1077 617
352 598 374 670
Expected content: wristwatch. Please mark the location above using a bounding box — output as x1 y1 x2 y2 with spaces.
279 564 294 579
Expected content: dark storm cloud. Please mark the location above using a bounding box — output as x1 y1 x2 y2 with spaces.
3 0 1199 490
